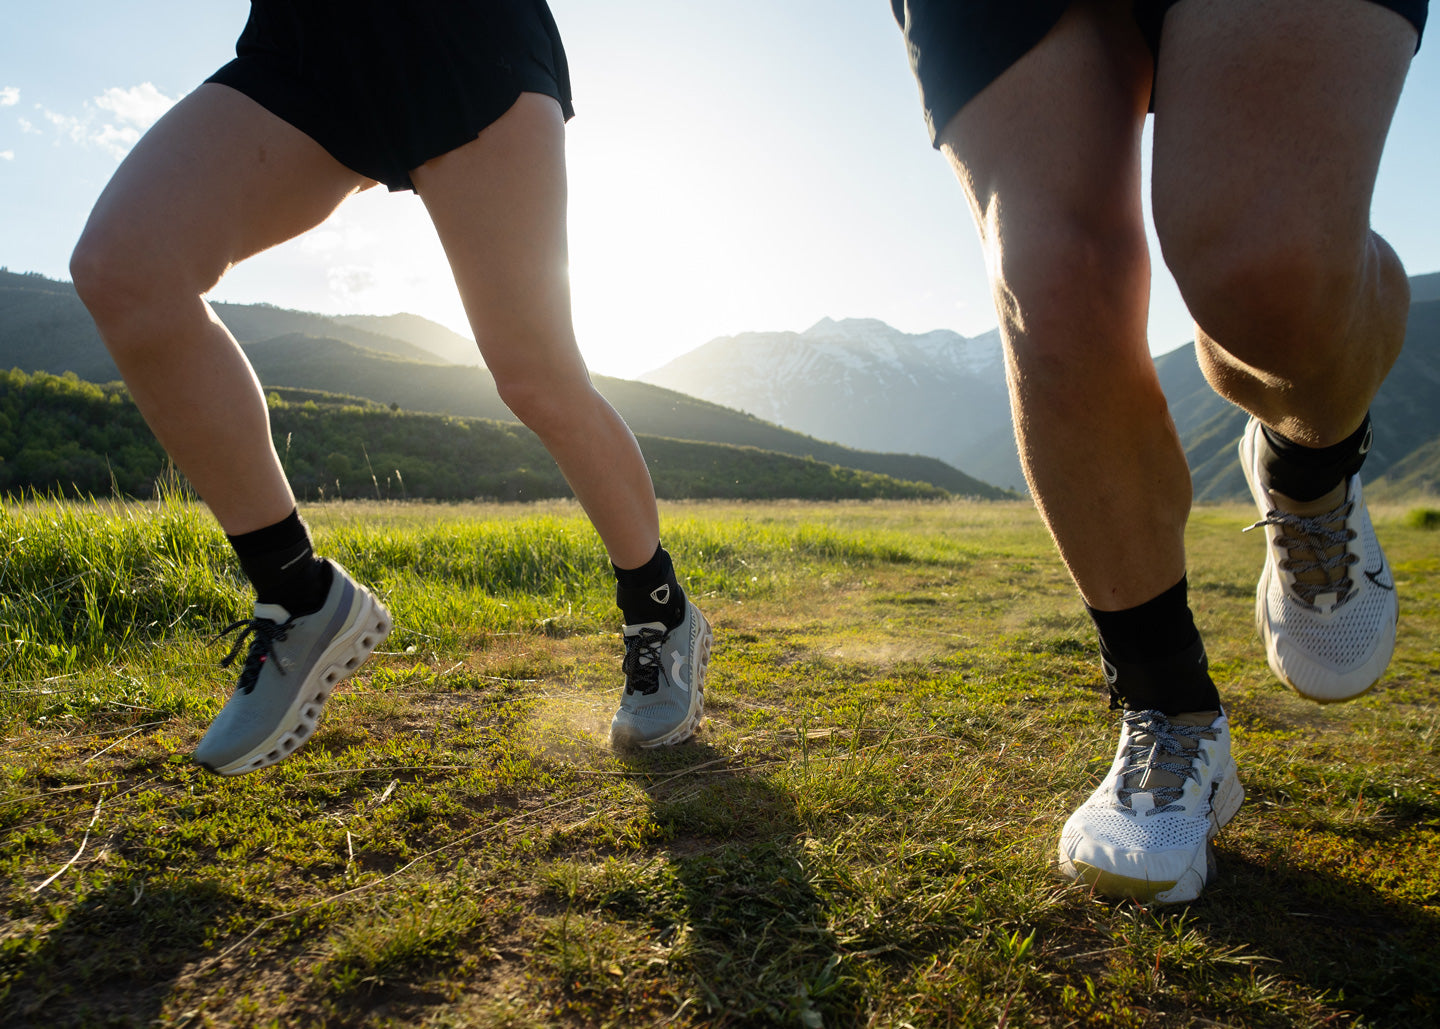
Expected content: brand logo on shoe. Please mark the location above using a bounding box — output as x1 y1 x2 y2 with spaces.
1364 558 1394 591
669 653 691 692
650 584 671 605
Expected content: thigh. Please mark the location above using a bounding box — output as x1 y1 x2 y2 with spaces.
1151 0 1417 255
410 92 587 384
78 82 373 293
938 0 1153 262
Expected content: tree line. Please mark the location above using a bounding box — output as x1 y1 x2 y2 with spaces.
0 371 947 503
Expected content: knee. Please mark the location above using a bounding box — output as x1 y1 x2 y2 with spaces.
70 218 146 320
493 370 597 439
70 225 165 349
990 214 1152 380
70 218 213 355
1159 208 1368 375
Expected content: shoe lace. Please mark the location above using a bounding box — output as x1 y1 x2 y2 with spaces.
1246 499 1358 608
1117 709 1216 814
216 616 293 694
622 626 667 696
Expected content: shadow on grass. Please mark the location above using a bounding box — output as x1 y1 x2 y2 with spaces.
1204 846 1440 1025
3 873 233 1029
618 739 853 1027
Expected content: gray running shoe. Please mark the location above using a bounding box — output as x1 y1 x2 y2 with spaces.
1058 709 1243 904
194 560 392 776
1239 417 1397 702
610 599 711 749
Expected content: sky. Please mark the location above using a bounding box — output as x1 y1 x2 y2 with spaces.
3 1 1439 378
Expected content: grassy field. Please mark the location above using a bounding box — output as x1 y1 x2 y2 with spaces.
1 496 1437 1028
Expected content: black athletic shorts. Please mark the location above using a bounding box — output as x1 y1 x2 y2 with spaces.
892 0 1429 147
207 0 575 191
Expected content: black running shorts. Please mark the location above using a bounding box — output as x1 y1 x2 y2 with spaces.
892 0 1429 147
207 0 575 191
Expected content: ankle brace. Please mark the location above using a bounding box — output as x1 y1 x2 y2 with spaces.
227 508 332 614
1087 575 1221 714
1100 636 1221 715
1259 414 1372 502
614 545 685 628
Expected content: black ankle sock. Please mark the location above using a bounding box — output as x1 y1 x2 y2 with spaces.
614 545 685 628
1086 575 1221 715
227 508 332 615
1259 414 1372 502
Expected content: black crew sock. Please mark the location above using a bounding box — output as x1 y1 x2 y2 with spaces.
1086 574 1222 715
1259 413 1372 502
226 508 333 616
614 545 685 629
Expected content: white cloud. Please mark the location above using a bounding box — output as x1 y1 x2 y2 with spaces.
0 150 13 161
39 83 179 160
327 265 377 298
17 116 39 134
44 107 87 144
0 87 18 107
94 83 174 130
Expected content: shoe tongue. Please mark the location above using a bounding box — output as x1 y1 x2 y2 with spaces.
254 601 292 623
1270 481 1352 597
1270 479 1348 518
1126 710 1218 797
623 620 667 637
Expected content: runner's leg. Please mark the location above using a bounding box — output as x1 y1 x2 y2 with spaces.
71 83 373 534
936 0 1180 612
1152 0 1417 445
410 92 661 570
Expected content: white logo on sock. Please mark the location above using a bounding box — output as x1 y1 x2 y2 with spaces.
650 584 671 605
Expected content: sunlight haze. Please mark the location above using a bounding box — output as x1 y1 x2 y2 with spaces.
2 1 1438 376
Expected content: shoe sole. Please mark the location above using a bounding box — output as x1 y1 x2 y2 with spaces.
1238 423 1393 704
615 614 713 749
1063 765 1245 905
202 587 393 776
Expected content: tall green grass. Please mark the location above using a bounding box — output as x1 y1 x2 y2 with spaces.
3 497 1435 1028
0 495 970 702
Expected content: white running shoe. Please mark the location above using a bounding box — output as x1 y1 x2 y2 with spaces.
1058 709 1243 904
1239 417 1397 702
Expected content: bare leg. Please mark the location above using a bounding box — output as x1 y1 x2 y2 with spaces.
70 84 372 533
1152 0 1416 445
937 1 1180 611
411 93 660 569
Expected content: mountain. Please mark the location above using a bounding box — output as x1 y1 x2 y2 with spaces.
1152 292 1440 500
641 317 1025 491
1410 271 1440 304
0 270 1006 499
238 335 1003 496
332 313 483 366
0 269 449 379
641 284 1440 502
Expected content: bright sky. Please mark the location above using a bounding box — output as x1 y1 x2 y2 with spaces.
3 2 1438 377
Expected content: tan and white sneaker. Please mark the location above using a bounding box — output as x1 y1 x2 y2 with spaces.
1239 417 1397 702
1059 709 1243 904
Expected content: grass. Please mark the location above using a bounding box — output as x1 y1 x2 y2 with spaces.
1 495 1437 1027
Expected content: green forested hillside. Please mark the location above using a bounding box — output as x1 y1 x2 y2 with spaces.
240 335 1002 496
0 369 166 497
0 372 948 502
0 270 1004 497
